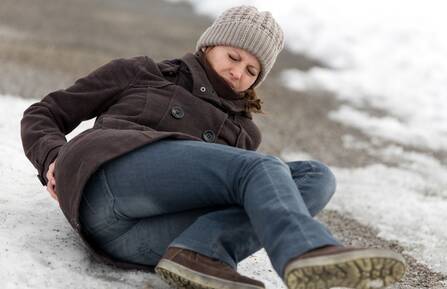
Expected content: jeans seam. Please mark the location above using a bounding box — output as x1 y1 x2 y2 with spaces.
125 248 161 260
246 156 315 250
101 217 139 248
100 168 120 222
292 161 324 186
80 170 120 237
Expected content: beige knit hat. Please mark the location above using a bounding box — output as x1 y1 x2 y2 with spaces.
196 5 285 88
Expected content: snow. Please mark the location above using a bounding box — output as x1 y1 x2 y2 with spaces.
328 105 445 150
277 0 447 152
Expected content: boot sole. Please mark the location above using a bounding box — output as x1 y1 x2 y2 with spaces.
155 259 264 289
284 248 406 289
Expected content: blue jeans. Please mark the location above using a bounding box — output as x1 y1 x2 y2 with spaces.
79 139 340 277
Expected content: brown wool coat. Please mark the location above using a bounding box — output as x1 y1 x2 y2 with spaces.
20 52 262 271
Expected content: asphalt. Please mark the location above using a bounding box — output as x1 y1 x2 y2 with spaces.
1 0 445 288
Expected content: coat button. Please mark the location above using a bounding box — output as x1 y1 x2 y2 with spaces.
200 86 207 93
202 130 216 142
170 106 184 119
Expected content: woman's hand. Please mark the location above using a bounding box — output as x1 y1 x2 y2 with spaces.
46 160 58 202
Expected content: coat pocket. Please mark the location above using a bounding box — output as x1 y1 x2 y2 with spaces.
99 116 155 132
139 83 176 128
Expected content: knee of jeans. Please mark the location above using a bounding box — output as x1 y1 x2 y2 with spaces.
253 155 291 174
239 152 286 171
264 155 289 167
308 160 337 202
236 154 289 196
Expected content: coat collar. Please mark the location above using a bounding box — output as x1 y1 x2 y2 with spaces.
180 52 252 119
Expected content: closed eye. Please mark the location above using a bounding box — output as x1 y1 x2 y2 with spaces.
247 68 258 77
228 53 258 77
228 53 239 61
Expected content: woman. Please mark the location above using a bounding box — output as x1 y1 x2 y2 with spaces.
20 5 406 289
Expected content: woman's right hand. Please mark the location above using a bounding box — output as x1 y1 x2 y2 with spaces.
46 160 58 202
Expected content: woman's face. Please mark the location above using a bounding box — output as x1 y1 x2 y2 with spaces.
204 46 261 93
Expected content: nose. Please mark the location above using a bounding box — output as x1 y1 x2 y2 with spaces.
229 67 243 80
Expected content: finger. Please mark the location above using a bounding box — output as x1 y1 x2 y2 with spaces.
47 185 54 196
52 185 59 201
47 184 58 201
52 185 58 199
51 190 58 201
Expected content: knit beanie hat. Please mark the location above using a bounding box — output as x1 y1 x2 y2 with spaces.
196 5 285 88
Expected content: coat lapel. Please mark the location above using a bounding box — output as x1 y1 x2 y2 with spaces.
180 52 252 119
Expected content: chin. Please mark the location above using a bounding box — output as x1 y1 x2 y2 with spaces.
231 86 241 93
223 78 236 91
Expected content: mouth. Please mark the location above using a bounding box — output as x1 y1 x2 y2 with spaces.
223 78 236 90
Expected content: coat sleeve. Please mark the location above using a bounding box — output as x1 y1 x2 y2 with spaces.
20 57 143 186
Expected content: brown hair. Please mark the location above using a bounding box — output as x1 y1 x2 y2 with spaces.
242 88 265 114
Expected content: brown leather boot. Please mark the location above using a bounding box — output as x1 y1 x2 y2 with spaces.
283 245 406 289
155 247 265 289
